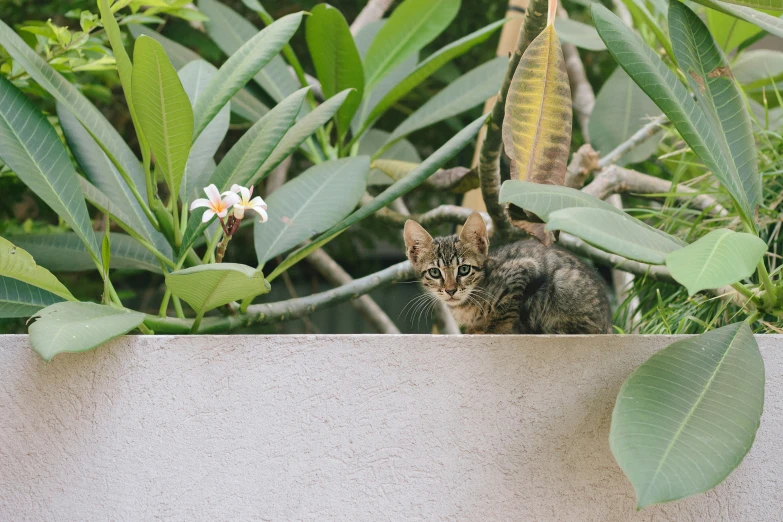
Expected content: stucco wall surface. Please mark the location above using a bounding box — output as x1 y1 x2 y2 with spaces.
1 334 782 521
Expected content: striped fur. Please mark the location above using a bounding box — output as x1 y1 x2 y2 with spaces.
404 213 612 334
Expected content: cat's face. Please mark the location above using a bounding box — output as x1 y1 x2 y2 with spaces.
403 212 489 307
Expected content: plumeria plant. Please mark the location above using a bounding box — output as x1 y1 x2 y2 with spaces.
0 0 494 356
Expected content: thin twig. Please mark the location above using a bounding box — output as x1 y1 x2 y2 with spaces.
598 115 667 169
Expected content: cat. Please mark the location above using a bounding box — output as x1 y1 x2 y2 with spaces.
403 212 612 334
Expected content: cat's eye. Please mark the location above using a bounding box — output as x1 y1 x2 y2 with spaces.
458 264 471 276
428 268 442 278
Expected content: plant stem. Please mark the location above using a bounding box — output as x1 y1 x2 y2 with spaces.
190 310 205 334
172 295 185 319
757 260 777 309
137 322 154 335
202 228 223 264
159 289 172 317
215 234 232 263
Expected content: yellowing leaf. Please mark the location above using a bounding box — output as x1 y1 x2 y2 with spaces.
503 24 572 185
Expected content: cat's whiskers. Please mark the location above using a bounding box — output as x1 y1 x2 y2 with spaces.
400 293 432 321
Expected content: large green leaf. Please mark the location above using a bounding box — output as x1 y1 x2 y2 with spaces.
707 0 783 10
621 0 675 60
250 89 351 185
192 10 302 138
165 263 270 314
546 207 683 264
0 277 64 319
268 113 488 280
665 229 766 295
669 1 760 220
11 233 163 274
132 36 193 200
732 49 783 86
360 19 507 137
386 56 507 148
29 302 146 361
178 60 230 202
554 18 606 51
589 68 662 165
305 3 363 140
254 157 370 265
57 104 165 251
499 180 628 219
182 88 307 251
0 236 74 300
352 20 418 134
0 76 100 265
0 18 146 200
593 3 757 225
199 0 299 104
611 322 764 508
128 24 270 122
363 0 461 91
693 0 783 38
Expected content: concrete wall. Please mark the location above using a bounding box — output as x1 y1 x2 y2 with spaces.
1 334 781 521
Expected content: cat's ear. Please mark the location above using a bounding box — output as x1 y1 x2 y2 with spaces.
459 212 489 256
404 220 433 264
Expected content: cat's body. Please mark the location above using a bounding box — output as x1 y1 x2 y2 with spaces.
403 213 612 334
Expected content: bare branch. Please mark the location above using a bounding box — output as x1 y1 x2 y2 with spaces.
598 115 667 169
350 0 394 35
583 165 728 216
565 144 600 188
306 248 401 334
373 204 494 233
559 7 595 141
145 261 416 334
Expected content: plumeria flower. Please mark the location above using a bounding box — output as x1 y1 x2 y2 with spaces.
226 184 268 222
190 184 240 223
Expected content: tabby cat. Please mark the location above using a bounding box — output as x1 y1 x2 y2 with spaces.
403 212 612 334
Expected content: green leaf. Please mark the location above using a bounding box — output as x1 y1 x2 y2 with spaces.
363 0 461 91
0 18 147 198
178 60 230 202
165 263 270 314
610 322 764 508
706 7 764 51
352 20 418 133
128 24 270 122
305 3 363 140
546 207 683 264
181 88 308 251
669 1 760 222
0 76 100 266
269 113 488 280
98 0 148 153
0 236 74 300
593 3 757 225
554 18 606 51
665 229 766 295
732 49 783 86
192 10 303 138
360 129 421 185
250 89 351 186
29 302 146 361
386 56 507 148
360 18 507 136
620 0 674 60
10 232 163 274
57 104 166 252
132 35 194 200
706 0 783 10
589 68 662 165
692 0 783 38
0 277 64 319
199 0 299 103
254 157 370 264
499 180 629 219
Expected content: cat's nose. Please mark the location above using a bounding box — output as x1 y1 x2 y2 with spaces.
445 289 457 297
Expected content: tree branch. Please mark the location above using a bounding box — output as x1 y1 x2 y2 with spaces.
306 248 401 333
144 261 416 334
373 204 494 233
350 0 394 35
432 300 461 334
598 115 667 169
583 165 728 216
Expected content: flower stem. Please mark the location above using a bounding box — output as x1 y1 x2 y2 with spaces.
215 235 233 263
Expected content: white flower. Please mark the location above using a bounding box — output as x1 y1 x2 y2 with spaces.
190 184 240 223
226 184 268 222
